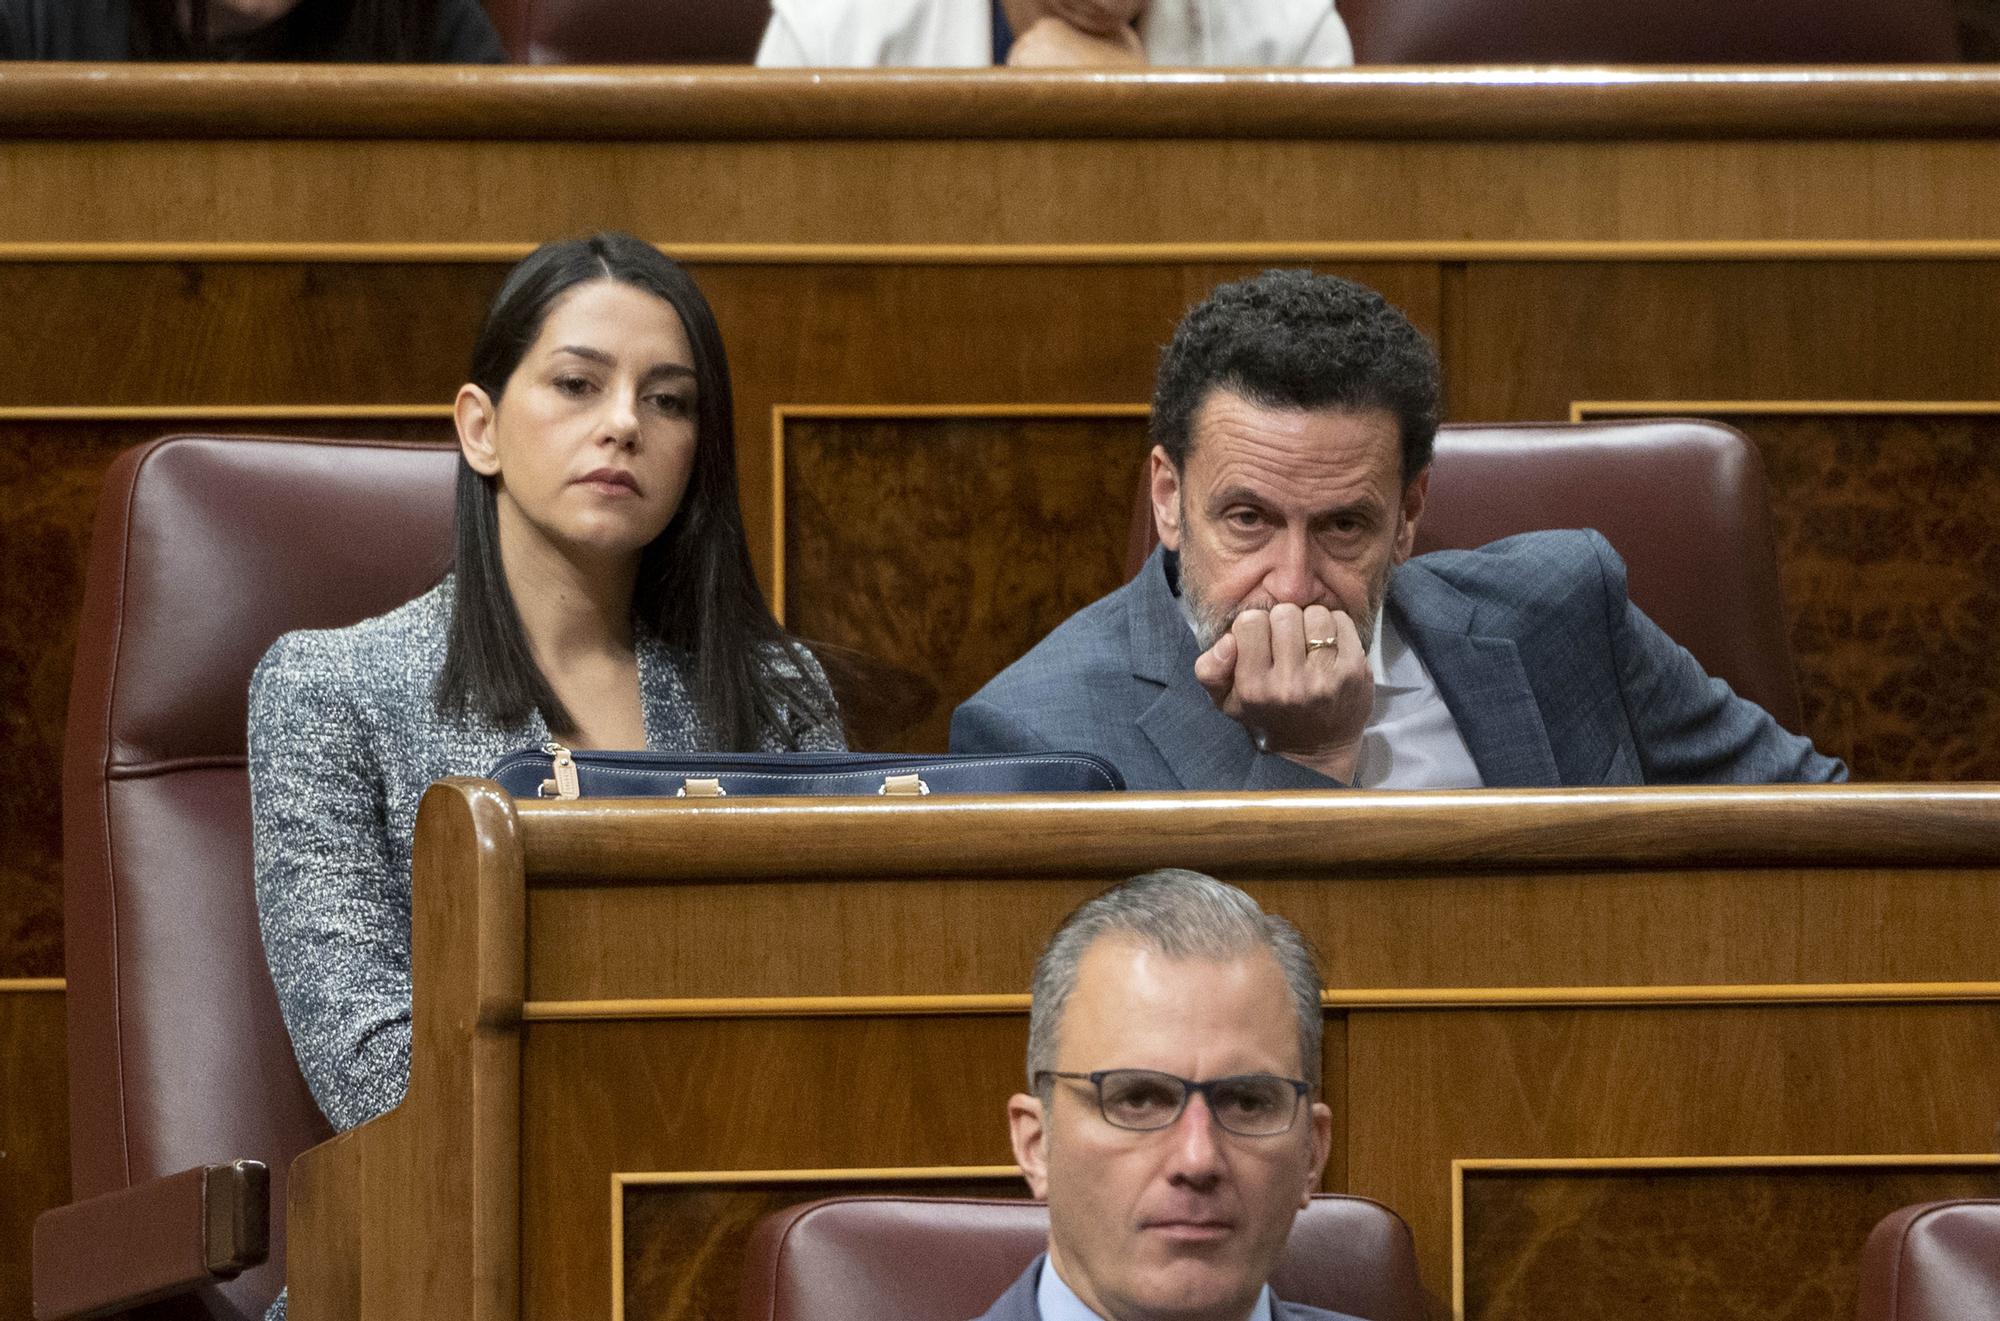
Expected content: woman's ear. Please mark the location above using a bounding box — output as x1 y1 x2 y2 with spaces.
455 384 502 477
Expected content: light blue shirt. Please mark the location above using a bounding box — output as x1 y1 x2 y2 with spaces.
1036 1255 1275 1321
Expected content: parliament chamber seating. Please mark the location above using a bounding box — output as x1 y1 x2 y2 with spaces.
33 436 459 1320
1336 0 1960 63
1125 418 1804 729
1854 1200 2000 1321
738 1193 1425 1321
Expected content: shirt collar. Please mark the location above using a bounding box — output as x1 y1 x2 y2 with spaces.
1036 1255 1275 1321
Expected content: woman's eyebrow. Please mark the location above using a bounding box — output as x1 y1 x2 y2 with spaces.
551 345 696 383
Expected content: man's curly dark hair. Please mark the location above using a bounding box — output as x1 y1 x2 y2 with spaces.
1150 270 1441 483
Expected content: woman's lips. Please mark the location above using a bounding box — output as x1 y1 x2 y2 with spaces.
575 468 641 495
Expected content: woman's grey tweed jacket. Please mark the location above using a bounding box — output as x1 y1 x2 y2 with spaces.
248 574 841 1143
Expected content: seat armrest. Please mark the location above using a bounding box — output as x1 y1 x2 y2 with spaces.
32 1160 269 1321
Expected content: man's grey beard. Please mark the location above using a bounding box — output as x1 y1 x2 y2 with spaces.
1178 522 1388 656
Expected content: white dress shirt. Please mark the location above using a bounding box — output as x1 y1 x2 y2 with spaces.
1037 1255 1275 1321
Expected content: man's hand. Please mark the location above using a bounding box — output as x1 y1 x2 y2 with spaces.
1194 603 1372 784
1006 14 1146 66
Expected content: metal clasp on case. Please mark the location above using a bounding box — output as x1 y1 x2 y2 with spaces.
879 773 931 796
677 777 727 797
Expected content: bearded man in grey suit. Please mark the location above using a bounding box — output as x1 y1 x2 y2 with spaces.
977 869 1360 1321
950 269 1844 791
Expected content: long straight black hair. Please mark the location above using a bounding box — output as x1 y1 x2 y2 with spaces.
435 232 835 750
130 0 443 59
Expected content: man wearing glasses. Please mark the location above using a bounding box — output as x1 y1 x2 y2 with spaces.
981 868 1358 1321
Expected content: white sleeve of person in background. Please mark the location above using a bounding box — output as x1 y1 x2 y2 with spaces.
1139 0 1352 66
756 0 992 66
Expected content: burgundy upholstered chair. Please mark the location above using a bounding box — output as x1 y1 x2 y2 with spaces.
488 0 772 63
1338 0 1959 63
34 435 459 1320
1124 418 1803 730
738 1193 1426 1321
1855 1200 2000 1321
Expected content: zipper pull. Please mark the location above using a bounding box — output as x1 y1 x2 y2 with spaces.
541 741 581 800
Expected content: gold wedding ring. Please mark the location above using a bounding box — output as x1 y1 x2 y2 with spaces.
1305 637 1339 652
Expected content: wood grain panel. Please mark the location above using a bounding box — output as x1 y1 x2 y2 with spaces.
1451 263 2000 422
621 1174 1021 1321
1578 410 2000 782
9 140 2000 247
1345 1005 2000 1304
781 413 1145 751
0 988 69 1321
520 1017 1034 1321
0 264 499 407
524 848 2000 1002
1461 1164 2000 1321
0 417 452 983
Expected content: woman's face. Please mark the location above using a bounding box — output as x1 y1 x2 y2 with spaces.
455 278 701 572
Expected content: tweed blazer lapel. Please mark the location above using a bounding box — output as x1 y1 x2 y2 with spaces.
1389 559 1560 788
1128 550 1263 790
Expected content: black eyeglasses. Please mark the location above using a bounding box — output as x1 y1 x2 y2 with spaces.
1035 1068 1310 1137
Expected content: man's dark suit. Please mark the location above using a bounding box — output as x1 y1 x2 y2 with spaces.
950 531 1845 789
971 1255 1362 1321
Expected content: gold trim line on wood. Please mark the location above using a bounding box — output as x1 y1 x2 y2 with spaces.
12 241 2000 266
1455 1153 2000 1174
614 1165 1022 1187
0 404 453 422
0 978 65 993
1571 399 2000 421
520 981 2000 1022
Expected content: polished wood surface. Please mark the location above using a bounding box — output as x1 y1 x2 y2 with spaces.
288 781 2000 1321
0 986 69 1321
1459 1162 2000 1320
9 68 2000 142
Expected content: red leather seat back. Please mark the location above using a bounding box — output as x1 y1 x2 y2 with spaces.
1856 1200 2000 1321
63 434 459 1317
1339 0 1959 62
1125 418 1803 731
508 0 772 63
737 1193 1426 1321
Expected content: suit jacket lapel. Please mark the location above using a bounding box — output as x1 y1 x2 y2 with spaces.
1128 549 1262 790
1391 559 1561 788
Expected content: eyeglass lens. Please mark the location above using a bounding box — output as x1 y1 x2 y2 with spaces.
1097 1069 1299 1135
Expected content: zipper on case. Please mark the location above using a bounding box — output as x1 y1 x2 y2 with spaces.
540 741 581 800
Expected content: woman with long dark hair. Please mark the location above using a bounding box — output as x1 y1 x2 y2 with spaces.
1 0 505 61
248 234 841 1313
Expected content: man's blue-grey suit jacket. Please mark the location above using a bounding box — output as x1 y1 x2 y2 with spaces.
970 1256 1361 1321
949 531 1846 790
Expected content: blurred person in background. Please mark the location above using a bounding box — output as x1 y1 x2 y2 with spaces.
1 0 505 60
757 0 1351 68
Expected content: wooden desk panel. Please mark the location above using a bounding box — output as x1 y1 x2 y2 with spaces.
287 781 2000 1321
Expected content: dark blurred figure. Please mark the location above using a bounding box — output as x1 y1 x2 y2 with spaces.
1961 0 2000 57
1 0 506 59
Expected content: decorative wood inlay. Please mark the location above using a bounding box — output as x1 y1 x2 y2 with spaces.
1570 403 2000 779
1452 1155 2000 1321
773 408 1149 750
613 1167 1022 1321
0 979 64 992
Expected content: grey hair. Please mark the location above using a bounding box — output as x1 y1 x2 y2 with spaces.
1026 869 1324 1092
